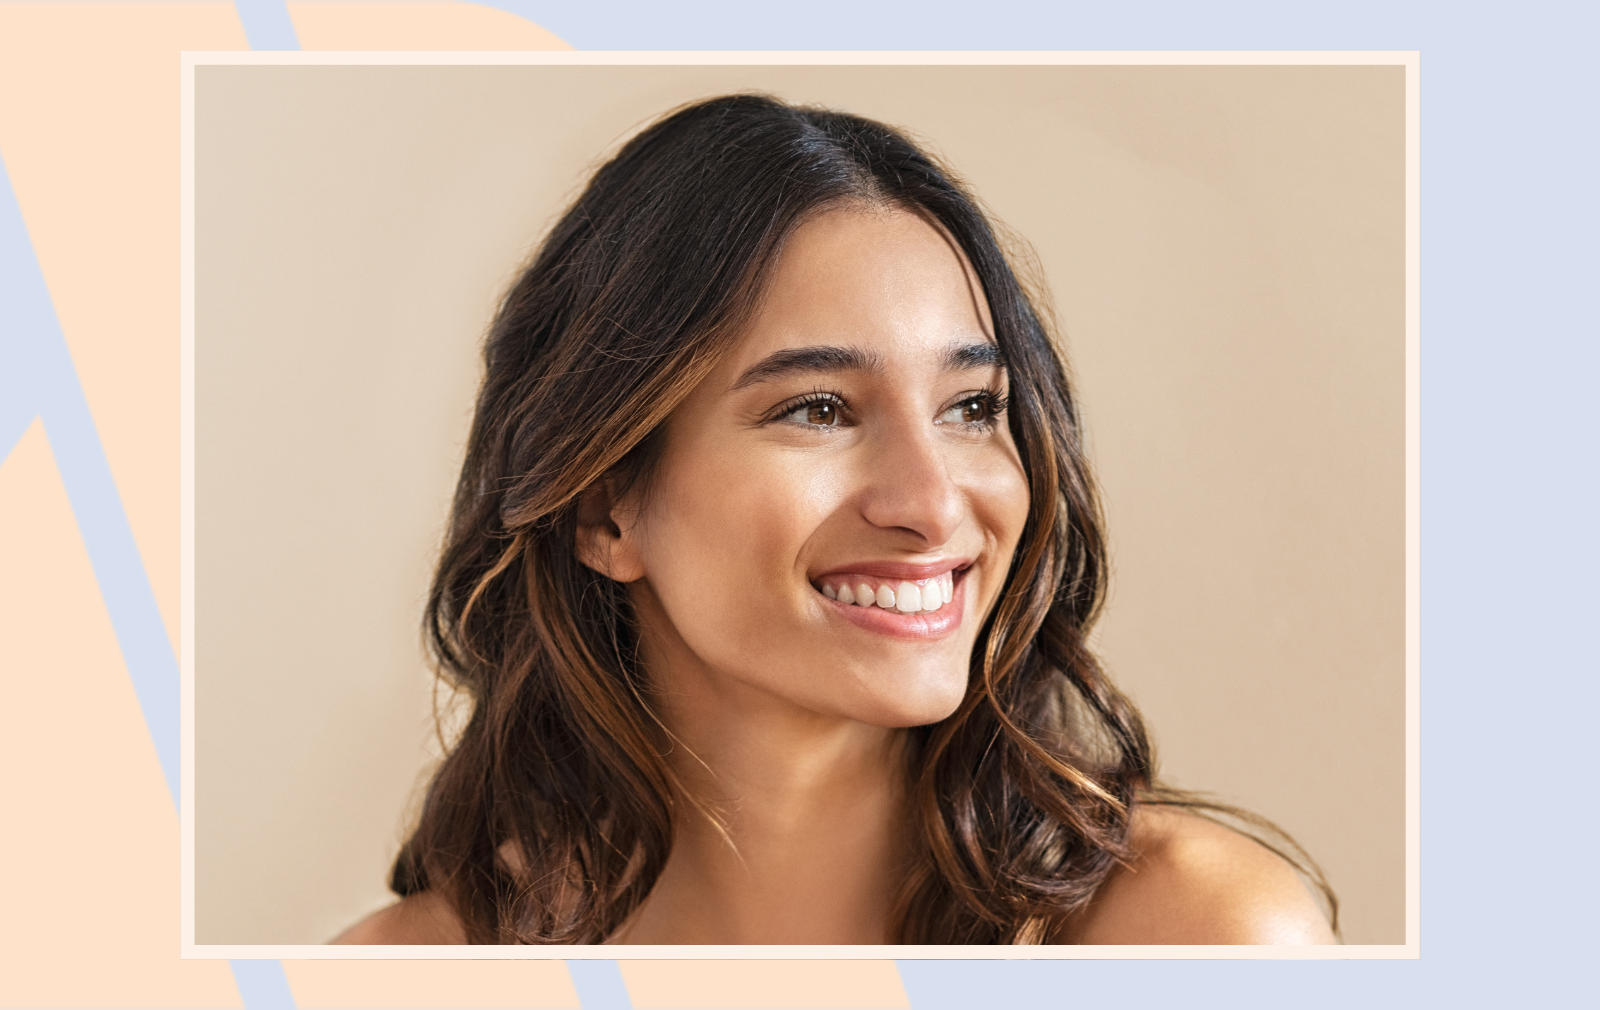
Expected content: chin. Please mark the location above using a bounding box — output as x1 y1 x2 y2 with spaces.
849 672 969 729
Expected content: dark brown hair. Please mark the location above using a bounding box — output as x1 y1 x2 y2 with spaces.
391 93 1335 943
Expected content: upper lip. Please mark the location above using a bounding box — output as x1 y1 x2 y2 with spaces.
810 558 971 582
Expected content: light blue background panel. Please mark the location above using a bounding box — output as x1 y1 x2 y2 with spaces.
1 0 1592 1007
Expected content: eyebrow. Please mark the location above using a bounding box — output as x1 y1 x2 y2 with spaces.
729 341 1004 391
944 342 1005 371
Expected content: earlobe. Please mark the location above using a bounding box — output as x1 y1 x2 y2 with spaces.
574 481 646 582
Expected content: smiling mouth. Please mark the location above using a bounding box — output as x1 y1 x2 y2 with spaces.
812 570 957 615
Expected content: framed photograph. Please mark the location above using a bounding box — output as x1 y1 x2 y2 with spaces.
183 52 1415 957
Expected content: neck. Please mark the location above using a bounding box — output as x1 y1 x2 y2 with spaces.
614 612 912 944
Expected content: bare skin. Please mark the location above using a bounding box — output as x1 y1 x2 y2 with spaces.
1054 807 1336 944
333 806 1334 945
333 890 464 944
335 206 1334 946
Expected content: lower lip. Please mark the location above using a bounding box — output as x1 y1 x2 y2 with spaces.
818 572 968 641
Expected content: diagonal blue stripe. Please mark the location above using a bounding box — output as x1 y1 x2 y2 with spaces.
0 169 44 464
230 959 298 1010
566 959 634 1010
232 0 300 51
0 396 37 468
0 150 180 809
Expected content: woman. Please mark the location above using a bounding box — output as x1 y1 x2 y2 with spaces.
337 94 1336 945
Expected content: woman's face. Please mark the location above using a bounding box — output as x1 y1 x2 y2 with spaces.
601 205 1030 729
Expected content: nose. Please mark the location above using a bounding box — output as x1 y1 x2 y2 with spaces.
856 418 966 547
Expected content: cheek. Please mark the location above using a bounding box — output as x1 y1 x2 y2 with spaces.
637 449 851 699
996 467 1032 545
965 445 1032 553
641 443 840 615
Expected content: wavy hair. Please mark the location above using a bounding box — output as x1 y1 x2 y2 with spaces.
390 93 1335 943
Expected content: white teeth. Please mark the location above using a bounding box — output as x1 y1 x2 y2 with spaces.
820 573 957 613
895 581 921 612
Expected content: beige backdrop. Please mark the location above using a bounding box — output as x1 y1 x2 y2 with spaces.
195 63 1405 946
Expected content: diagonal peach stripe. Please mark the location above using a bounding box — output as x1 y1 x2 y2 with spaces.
288 2 571 49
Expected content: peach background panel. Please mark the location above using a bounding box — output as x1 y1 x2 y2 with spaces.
192 61 1404 948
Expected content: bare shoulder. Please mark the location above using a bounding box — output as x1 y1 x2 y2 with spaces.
1055 805 1336 945
330 891 468 944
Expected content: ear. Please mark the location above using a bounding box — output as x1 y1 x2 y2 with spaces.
574 478 646 582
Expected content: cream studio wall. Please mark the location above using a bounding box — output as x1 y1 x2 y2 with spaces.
194 63 1406 946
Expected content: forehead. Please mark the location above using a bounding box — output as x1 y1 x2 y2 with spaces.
717 206 996 379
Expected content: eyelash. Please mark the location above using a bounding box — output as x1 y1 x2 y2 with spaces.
767 388 848 426
767 387 1010 429
944 389 1010 428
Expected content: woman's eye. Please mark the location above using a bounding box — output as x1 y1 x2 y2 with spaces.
783 400 841 426
939 397 994 425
